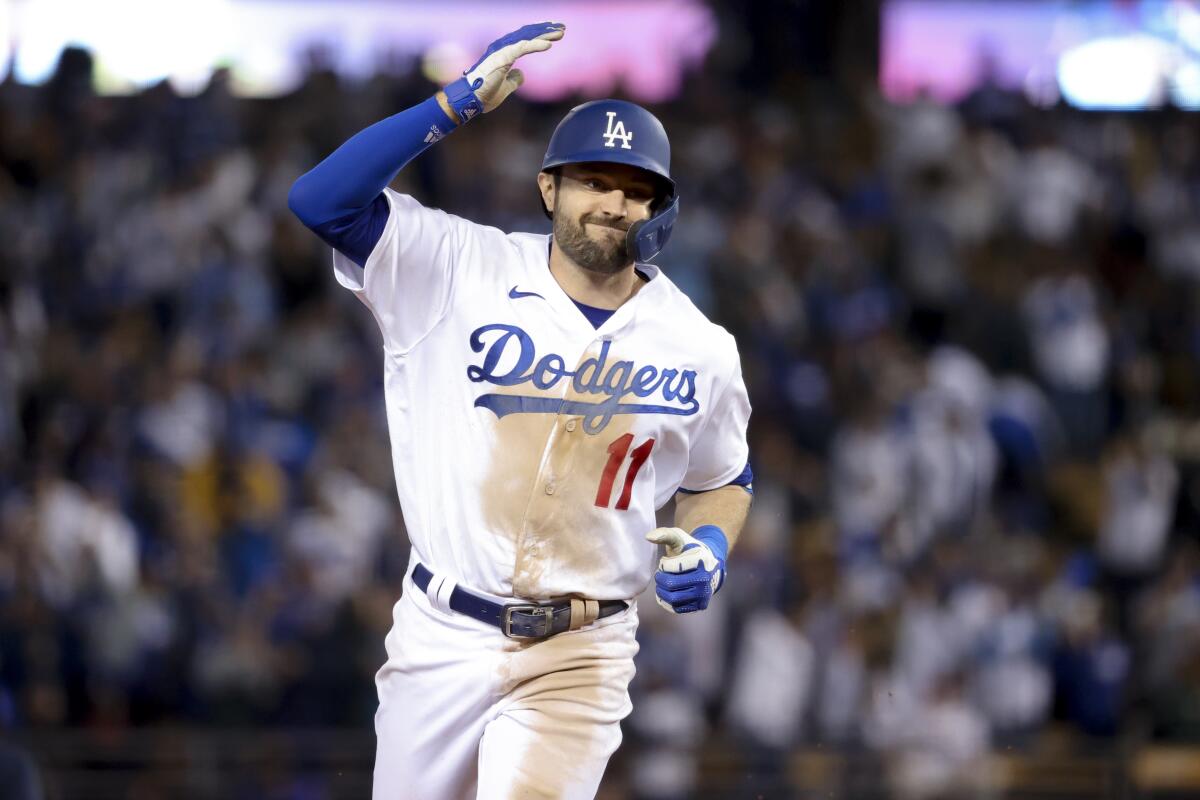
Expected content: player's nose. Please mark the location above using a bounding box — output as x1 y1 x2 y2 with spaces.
595 187 629 218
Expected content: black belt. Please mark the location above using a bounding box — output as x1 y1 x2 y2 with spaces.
411 563 628 640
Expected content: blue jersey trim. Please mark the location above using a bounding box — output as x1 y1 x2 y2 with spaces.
571 299 616 329
678 460 754 495
567 270 649 328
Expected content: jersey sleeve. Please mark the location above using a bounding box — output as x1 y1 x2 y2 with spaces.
331 188 474 355
680 343 752 492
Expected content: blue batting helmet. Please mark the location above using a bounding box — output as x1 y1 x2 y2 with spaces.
540 99 679 263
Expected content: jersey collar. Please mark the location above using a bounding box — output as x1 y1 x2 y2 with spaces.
538 235 664 339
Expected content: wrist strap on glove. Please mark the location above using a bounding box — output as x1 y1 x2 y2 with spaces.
692 524 729 593
443 76 484 124
691 525 729 563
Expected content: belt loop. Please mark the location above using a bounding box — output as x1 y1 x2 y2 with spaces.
424 574 444 607
435 575 457 614
568 599 601 630
425 571 457 616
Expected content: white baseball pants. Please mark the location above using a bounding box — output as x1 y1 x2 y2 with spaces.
371 568 640 799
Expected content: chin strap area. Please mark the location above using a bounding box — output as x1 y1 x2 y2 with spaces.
626 195 679 263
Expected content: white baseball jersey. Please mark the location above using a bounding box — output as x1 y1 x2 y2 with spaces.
333 188 750 601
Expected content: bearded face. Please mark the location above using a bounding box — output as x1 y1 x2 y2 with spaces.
540 164 658 274
552 207 631 275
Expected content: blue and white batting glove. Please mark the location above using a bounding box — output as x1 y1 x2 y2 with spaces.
443 22 565 122
646 525 729 614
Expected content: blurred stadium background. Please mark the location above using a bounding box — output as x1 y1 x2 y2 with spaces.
3 0 1200 797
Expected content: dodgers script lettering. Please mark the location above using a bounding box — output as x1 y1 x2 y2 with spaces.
466 324 699 434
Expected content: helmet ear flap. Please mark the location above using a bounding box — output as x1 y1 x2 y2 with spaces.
626 195 679 263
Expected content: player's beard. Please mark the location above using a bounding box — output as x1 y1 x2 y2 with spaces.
553 211 631 275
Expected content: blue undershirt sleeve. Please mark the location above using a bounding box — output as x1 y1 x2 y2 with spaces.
287 95 458 268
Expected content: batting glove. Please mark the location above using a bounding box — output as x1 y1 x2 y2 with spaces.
442 22 565 122
646 525 729 614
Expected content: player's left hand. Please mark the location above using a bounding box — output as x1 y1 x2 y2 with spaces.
646 527 726 614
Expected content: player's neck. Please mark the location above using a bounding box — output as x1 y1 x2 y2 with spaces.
548 244 644 310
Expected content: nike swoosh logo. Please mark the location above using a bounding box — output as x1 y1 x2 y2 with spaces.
508 286 545 300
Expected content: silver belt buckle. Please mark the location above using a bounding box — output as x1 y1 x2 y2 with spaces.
502 604 556 639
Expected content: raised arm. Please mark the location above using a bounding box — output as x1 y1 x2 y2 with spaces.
287 22 565 266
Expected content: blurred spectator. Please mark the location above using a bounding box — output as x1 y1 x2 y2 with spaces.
32 474 139 608
725 606 814 749
868 672 991 800
1053 590 1130 737
1097 433 1179 581
1021 267 1110 454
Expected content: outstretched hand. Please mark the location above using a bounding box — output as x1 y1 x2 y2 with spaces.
442 22 565 122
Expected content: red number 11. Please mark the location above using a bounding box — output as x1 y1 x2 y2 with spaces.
595 433 655 510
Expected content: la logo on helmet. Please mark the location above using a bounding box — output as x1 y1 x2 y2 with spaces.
602 111 633 150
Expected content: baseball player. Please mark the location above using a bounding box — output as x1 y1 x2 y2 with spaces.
288 22 752 799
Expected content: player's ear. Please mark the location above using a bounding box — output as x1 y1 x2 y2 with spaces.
537 170 557 217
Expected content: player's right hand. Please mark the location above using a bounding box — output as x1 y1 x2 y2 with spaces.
646 527 726 615
442 22 565 122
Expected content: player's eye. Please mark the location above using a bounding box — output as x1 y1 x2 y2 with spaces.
583 178 604 190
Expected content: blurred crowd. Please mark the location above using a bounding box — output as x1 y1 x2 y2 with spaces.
3 28 1200 800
